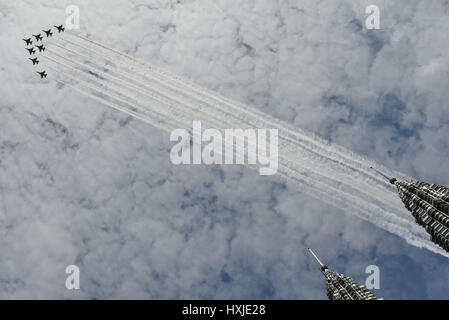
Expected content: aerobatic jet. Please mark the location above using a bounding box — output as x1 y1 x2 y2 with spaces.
37 71 47 78
35 44 45 52
54 25 65 33
43 29 53 37
29 57 39 65
25 47 36 55
32 33 43 42
22 38 32 46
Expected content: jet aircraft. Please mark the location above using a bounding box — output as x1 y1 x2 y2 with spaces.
32 33 43 42
25 47 36 55
54 25 65 33
37 71 47 78
35 44 45 52
29 57 39 65
43 29 53 37
23 38 32 46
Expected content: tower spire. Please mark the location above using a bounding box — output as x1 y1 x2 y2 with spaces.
370 166 397 184
308 248 379 300
371 165 449 252
307 248 328 271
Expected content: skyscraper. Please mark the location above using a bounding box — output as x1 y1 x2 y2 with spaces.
308 248 378 300
371 167 449 252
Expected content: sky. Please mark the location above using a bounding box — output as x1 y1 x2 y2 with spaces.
0 0 449 299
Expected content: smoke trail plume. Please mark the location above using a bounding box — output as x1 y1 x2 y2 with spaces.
40 33 448 257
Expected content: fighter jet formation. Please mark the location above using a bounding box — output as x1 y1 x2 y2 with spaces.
23 24 65 78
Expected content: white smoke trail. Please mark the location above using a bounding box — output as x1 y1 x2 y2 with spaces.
49 69 275 180
58 36 407 194
54 79 175 133
41 34 448 257
68 35 382 176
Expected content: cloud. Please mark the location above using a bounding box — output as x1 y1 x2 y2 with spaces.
0 0 448 299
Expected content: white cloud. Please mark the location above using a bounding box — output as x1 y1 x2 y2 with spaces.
0 0 448 299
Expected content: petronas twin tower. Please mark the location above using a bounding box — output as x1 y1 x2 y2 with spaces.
371 167 449 252
310 167 449 300
308 248 378 300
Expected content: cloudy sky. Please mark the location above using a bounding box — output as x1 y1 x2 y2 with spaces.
1 0 449 299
